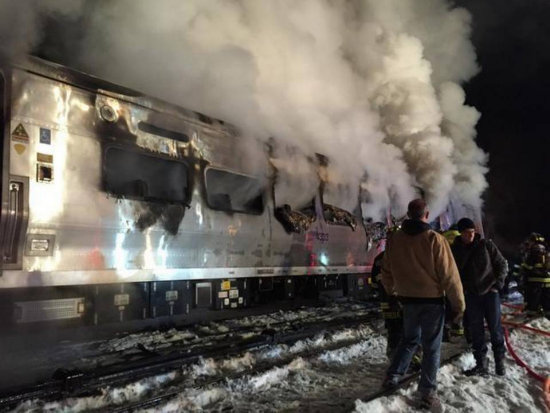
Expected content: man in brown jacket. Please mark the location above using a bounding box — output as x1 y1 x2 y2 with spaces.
381 199 465 409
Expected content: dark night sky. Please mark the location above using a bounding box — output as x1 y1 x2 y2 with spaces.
31 1 550 256
455 0 550 255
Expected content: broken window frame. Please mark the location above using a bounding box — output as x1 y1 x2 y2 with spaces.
321 203 357 228
321 182 362 231
274 200 318 234
203 166 265 215
103 145 191 204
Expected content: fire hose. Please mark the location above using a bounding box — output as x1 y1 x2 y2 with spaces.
501 304 550 410
501 302 524 316
501 302 523 311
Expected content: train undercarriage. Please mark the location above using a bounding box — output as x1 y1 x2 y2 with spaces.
0 273 373 329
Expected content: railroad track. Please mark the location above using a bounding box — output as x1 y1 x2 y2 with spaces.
0 309 381 411
109 324 468 412
71 302 379 370
110 327 380 413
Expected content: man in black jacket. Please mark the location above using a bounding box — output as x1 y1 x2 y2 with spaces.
451 218 508 376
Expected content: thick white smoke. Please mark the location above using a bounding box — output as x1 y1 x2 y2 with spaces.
0 0 83 55
0 0 487 221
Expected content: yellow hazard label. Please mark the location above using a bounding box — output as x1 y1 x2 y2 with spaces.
12 123 29 143
13 143 26 155
221 280 231 291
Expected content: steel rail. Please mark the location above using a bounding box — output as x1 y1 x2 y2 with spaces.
110 329 380 413
0 311 380 411
83 303 378 367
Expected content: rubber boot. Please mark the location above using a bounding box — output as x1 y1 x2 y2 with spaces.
464 357 489 376
494 356 506 376
418 389 442 410
381 375 400 390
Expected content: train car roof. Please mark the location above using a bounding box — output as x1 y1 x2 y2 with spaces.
0 53 236 134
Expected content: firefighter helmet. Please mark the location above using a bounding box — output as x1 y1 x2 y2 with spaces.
529 243 546 255
528 232 546 244
528 243 547 265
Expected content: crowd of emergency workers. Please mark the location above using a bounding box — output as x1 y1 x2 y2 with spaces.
369 199 549 410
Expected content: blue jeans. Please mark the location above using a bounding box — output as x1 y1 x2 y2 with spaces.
386 302 445 393
465 291 505 361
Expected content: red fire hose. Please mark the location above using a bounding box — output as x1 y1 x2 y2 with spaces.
502 315 550 410
501 302 524 310
501 302 524 317
502 321 550 337
504 326 547 382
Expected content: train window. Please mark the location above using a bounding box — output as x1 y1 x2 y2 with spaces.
104 147 189 203
204 168 264 214
138 122 189 143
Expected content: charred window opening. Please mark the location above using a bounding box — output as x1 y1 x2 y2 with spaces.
204 168 264 214
104 147 189 204
275 202 317 233
138 122 189 143
323 204 357 230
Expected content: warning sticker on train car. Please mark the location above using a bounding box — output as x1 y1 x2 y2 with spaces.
165 290 178 302
37 153 53 163
39 128 51 144
114 294 130 306
13 143 26 154
12 123 29 143
221 280 231 291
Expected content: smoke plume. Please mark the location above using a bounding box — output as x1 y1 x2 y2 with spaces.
0 0 487 221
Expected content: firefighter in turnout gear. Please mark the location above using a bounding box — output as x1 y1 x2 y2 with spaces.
520 233 546 262
441 224 466 342
372 251 403 359
521 243 550 318
442 224 461 246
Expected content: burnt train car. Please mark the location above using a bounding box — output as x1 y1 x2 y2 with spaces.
0 56 377 328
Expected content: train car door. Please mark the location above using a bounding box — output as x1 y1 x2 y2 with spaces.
0 68 29 271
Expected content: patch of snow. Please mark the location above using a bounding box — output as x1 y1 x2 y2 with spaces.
191 357 219 377
220 352 255 372
153 388 227 413
247 358 308 391
319 334 386 365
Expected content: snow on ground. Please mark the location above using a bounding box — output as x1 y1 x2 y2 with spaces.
12 305 549 412
13 324 379 412
356 317 550 413
145 332 391 412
